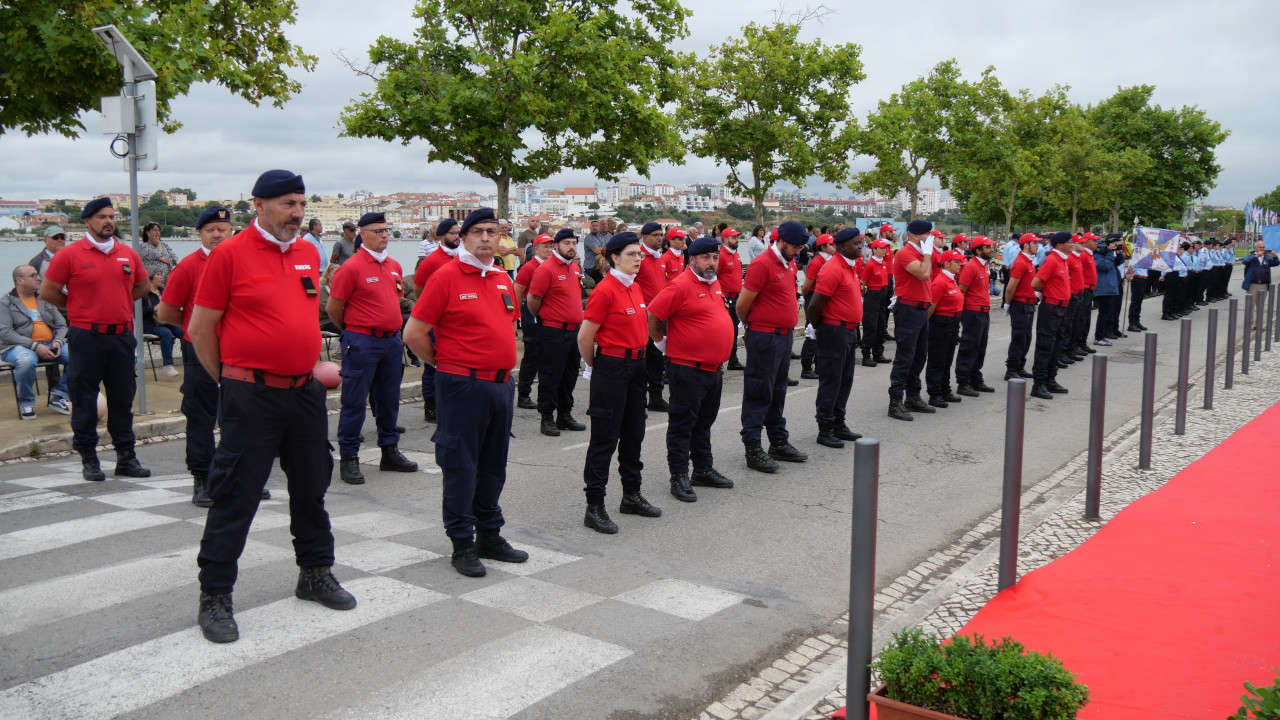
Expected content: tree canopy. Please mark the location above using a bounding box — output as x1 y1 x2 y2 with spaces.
0 0 315 137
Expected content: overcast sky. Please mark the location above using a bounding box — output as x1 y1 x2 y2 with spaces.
2 0 1276 206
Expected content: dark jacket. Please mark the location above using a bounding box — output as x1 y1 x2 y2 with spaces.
1241 252 1280 289
0 289 68 355
1093 250 1121 297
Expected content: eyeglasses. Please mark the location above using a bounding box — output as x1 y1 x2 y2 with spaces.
619 251 645 259
22 272 39 278
364 228 391 236
467 227 502 238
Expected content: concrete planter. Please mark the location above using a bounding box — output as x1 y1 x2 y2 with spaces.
867 685 967 720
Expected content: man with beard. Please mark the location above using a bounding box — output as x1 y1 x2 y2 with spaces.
40 197 151 481
716 227 745 370
514 232 553 409
412 218 461 423
636 222 670 411
649 236 736 502
737 220 809 472
527 228 586 437
805 228 865 448
955 235 996 397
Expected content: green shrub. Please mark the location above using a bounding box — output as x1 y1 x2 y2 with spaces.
1230 669 1280 720
871 628 1089 720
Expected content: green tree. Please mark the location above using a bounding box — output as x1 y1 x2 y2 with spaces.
588 201 600 210
337 193 345 199
854 60 997 219
340 0 689 218
0 1 315 136
309 194 322 203
233 200 251 213
725 203 756 221
1043 105 1150 231
167 187 196 201
681 21 864 226
1252 185 1280 213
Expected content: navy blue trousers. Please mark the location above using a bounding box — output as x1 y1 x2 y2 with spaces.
518 312 539 398
197 377 335 595
420 330 436 403
337 331 404 457
725 296 740 358
1073 289 1094 347
955 309 990 386
862 289 888 358
888 304 928 402
583 353 647 503
536 326 579 415
667 362 722 474
815 323 858 426
181 339 217 475
1006 300 1036 372
925 314 960 397
434 372 514 541
1032 303 1068 382
66 327 136 453
740 330 791 446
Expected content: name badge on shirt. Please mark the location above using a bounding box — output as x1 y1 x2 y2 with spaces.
459 293 478 300
295 264 312 270
365 276 380 283
625 307 636 315
557 275 566 281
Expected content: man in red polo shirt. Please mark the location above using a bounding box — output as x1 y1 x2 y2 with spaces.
736 220 809 472
514 232 553 409
861 238 892 367
527 227 586 436
187 170 356 644
1071 233 1100 357
636 222 670 410
717 226 745 370
799 233 835 381
649 237 735 501
659 228 687 284
887 219 939 421
411 218 461 424
1029 232 1075 399
805 228 865 448
158 205 247 507
40 196 151 481
1003 233 1041 380
954 235 996 397
925 250 966 408
327 211 419 485
405 207 528 578
1061 237 1087 366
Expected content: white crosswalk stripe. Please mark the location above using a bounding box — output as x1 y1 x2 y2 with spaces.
0 510 178 562
0 489 76 514
0 576 446 720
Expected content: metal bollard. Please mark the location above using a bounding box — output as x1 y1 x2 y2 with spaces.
1085 355 1107 520
999 379 1026 591
1175 319 1191 435
1226 299 1237 389
1268 286 1276 352
847 439 879 720
1255 292 1264 362
1243 295 1252 375
1205 309 1217 409
1139 332 1157 470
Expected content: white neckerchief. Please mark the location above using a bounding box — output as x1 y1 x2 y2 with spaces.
643 244 663 259
441 243 460 258
552 250 572 265
1083 248 1094 256
458 245 497 276
942 269 957 280
609 268 636 287
839 252 859 269
1022 250 1035 260
1053 249 1068 259
361 245 388 263
84 234 114 254
723 243 738 255
692 267 717 285
254 220 296 253
976 256 988 266
532 254 546 264
1071 250 1081 257
669 248 683 258
201 246 212 256
771 244 786 264
872 255 885 264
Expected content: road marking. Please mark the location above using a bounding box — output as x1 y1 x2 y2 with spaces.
460 576 602 623
0 490 76 515
0 510 179 562
90 488 190 510
329 511 431 539
0 576 445 720
336 539 440 573
614 578 745 621
326 625 631 720
0 541 292 637
3 475 88 490
185 508 294 532
497 542 581 577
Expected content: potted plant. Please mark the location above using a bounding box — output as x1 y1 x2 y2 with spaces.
1230 668 1280 720
867 628 1089 720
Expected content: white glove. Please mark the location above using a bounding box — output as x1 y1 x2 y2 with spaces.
1034 291 1043 300
582 365 593 380
920 238 935 256
654 336 667 355
1003 305 1010 317
805 324 816 340
738 321 746 331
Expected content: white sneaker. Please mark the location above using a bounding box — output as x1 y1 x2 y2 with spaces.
50 396 71 415
20 406 35 420
163 365 180 377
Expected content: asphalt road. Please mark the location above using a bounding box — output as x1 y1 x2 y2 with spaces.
0 279 1254 720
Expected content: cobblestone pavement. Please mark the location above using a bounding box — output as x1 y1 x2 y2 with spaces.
695 345 1280 720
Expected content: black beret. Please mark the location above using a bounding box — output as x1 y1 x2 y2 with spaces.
195 205 231 229
640 221 664 235
687 237 720 256
906 219 933 236
251 169 305 199
554 227 578 242
358 212 385 227
605 232 640 255
776 221 809 246
1049 231 1074 245
1180 241 1192 249
833 227 862 244
435 218 458 236
81 197 113 219
459 207 496 235
1105 233 1124 241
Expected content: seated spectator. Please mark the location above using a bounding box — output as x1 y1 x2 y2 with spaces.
319 264 340 334
1 265 70 418
142 270 183 377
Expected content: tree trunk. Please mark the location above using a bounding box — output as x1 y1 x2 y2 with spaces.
1001 182 1018 239
1108 200 1122 234
754 196 765 228
493 170 511 219
1071 189 1079 232
752 163 765 227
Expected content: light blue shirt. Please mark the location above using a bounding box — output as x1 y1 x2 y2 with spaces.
1034 244 1049 267
1173 254 1188 277
1001 240 1020 267
303 233 328 272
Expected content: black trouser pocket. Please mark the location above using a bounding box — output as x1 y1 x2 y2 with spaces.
206 447 243 502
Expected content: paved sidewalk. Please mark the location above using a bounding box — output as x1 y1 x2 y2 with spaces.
694 345 1280 720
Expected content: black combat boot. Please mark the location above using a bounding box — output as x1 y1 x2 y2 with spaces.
690 466 734 488
192 472 213 508
619 491 662 517
379 445 418 472
476 535 529 563
669 473 697 502
887 399 913 421
80 449 105 482
339 456 365 485
744 444 778 473
295 566 357 610
198 592 238 643
816 425 845 448
768 441 808 462
584 504 618 534
540 413 560 437
114 447 151 477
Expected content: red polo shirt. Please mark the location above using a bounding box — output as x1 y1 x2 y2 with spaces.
514 256 543 290
742 246 799 332
583 273 648 352
861 256 889 289
411 261 517 372
1010 253 1039 304
1067 252 1084 294
413 246 456 291
648 269 734 367
160 247 210 333
329 248 407 333
806 253 828 292
813 255 863 325
658 250 685 285
893 242 932 304
717 246 742 296
1037 250 1072 304
194 224 322 376
931 272 963 316
527 253 584 326
957 257 991 312
1081 249 1098 289
636 249 666 302
44 237 147 328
